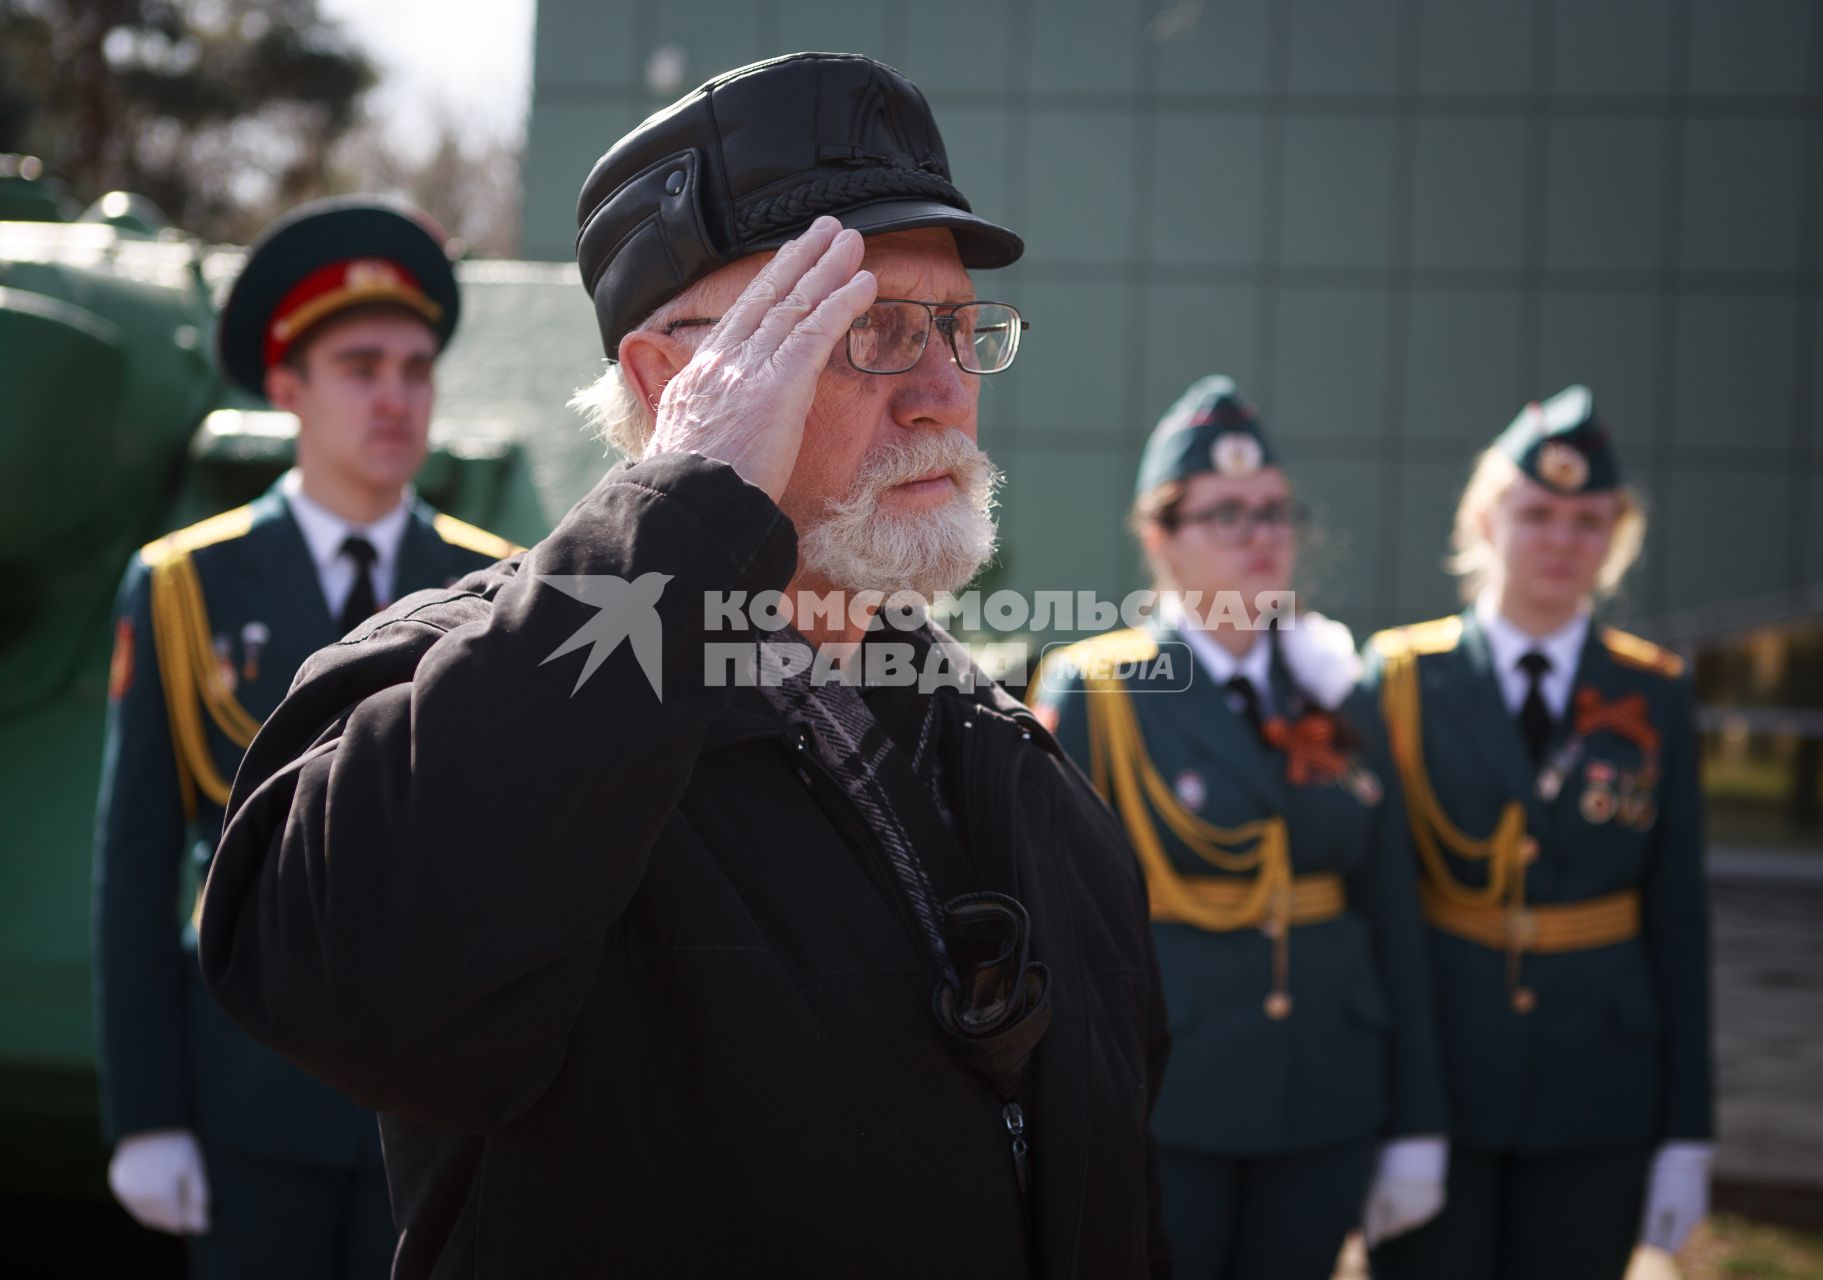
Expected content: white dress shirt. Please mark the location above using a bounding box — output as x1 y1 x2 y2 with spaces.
1162 597 1275 717
1474 591 1588 720
281 469 412 618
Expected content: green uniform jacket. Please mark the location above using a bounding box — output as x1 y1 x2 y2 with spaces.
91 479 512 1163
1036 626 1447 1157
1361 609 1714 1153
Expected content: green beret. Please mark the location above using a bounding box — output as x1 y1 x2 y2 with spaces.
1495 384 1621 495
217 194 460 399
1135 375 1280 497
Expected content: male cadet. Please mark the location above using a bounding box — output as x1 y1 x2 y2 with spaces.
198 54 1169 1278
92 196 517 1279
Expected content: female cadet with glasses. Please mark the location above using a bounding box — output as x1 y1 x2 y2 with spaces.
1364 386 1713 1280
1032 376 1448 1279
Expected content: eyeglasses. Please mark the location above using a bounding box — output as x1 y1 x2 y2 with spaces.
1170 500 1309 545
664 298 1029 375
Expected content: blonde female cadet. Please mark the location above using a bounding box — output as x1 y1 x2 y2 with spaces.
1034 376 1448 1279
1365 386 1713 1280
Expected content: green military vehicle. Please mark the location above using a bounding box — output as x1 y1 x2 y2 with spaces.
0 156 610 1215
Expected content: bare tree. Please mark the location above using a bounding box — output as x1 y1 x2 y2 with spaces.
335 104 522 258
0 0 376 240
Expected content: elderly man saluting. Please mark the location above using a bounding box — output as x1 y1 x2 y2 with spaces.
199 53 1168 1278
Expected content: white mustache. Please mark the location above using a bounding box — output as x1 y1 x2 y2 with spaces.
802 429 1003 600
838 430 998 515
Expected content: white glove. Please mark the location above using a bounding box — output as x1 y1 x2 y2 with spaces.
1362 1136 1448 1248
1639 1141 1711 1254
108 1128 211 1235
1278 610 1362 711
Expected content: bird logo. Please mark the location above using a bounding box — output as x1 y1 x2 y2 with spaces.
535 573 673 698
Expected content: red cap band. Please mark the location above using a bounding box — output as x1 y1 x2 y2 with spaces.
263 258 444 370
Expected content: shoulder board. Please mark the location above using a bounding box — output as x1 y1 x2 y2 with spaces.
1601 627 1685 678
139 505 257 568
1040 628 1161 685
1369 615 1462 659
1054 627 1159 667
432 513 523 560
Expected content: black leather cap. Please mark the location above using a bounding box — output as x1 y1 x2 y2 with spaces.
575 51 1024 358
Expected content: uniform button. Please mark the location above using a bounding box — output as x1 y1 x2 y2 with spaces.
1264 992 1293 1020
1519 836 1540 865
1511 987 1537 1015
664 169 686 195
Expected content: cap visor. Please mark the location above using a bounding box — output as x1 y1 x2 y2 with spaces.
752 197 1024 269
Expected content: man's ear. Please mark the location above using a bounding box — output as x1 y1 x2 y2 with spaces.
264 362 301 413
617 329 688 419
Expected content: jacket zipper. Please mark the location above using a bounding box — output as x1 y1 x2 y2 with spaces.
799 708 1040 1203
956 703 1029 895
1003 1100 1031 1196
961 702 1038 1202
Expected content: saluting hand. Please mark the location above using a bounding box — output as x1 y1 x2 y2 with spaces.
643 215 877 502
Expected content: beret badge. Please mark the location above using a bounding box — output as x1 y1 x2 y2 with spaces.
1494 384 1622 495
1535 441 1590 494
1211 431 1264 478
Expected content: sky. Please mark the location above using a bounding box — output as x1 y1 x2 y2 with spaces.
319 0 537 157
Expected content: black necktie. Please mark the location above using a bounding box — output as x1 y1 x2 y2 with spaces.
338 534 379 635
1225 675 1265 740
1517 650 1553 766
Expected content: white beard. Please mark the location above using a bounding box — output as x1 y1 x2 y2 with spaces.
799 428 1003 602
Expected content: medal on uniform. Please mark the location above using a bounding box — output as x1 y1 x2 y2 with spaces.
1173 768 1207 812
1616 766 1659 830
213 634 238 696
1537 736 1583 802
1346 764 1382 807
241 621 269 683
1579 761 1617 825
1617 787 1647 828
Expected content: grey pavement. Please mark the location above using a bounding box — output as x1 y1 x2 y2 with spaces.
1332 862 1822 1280
1711 877 1823 1189
1710 846 1823 888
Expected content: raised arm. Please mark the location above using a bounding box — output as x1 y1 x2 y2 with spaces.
200 216 877 1133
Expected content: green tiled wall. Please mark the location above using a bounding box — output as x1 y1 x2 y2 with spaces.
523 0 1821 638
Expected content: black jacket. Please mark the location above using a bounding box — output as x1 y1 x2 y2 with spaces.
200 454 1170 1278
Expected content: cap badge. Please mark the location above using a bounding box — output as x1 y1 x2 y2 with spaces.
345 259 403 289
1536 441 1589 493
1211 431 1263 478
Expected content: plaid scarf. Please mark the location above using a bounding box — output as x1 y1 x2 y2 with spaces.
758 624 964 985
756 624 1051 1100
